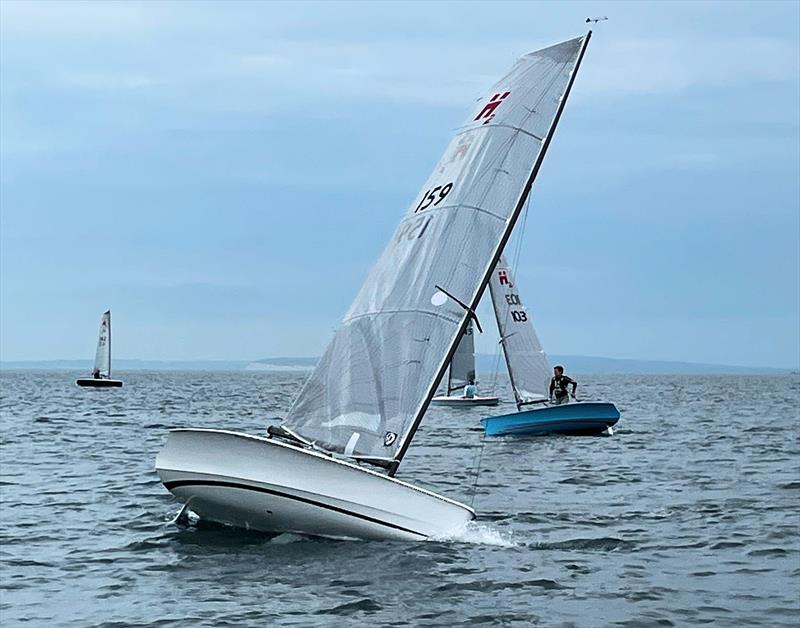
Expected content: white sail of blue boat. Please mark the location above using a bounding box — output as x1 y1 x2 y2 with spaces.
489 255 551 405
156 32 593 539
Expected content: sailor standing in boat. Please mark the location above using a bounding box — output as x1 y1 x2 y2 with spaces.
549 366 577 405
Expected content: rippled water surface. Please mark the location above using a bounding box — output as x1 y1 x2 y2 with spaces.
1 371 798 626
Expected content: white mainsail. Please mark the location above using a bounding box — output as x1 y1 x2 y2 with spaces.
447 322 476 394
489 257 550 406
282 34 590 467
93 310 111 377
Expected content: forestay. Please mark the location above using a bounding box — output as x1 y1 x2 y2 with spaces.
447 322 476 394
94 310 111 377
282 35 588 463
489 256 550 406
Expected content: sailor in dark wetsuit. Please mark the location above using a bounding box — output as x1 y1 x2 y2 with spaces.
549 365 577 405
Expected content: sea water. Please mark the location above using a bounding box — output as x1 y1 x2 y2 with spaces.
1 371 798 626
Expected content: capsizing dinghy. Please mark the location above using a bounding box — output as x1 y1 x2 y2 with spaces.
480 259 619 436
431 322 499 407
156 32 593 540
76 310 122 388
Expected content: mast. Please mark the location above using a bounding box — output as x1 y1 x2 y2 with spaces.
390 31 592 475
107 310 112 377
493 315 522 410
446 363 454 395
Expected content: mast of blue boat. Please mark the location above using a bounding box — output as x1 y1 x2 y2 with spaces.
390 31 593 476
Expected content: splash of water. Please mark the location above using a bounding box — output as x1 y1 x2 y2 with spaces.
430 521 517 547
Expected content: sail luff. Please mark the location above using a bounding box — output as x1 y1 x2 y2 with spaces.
107 310 112 377
391 31 592 473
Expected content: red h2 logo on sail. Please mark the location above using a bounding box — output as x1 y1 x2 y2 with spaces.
498 270 512 287
474 91 510 125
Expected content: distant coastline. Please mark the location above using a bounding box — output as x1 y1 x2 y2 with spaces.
2 355 794 375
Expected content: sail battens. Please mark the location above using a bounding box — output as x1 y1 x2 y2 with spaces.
343 308 462 326
449 123 545 145
394 202 507 224
281 34 588 463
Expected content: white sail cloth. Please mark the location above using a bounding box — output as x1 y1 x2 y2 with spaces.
94 310 111 377
282 36 586 461
489 257 550 405
448 322 476 393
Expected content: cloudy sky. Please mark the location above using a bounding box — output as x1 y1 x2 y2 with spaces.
1 0 798 367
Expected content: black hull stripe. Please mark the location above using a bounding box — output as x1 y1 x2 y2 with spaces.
164 479 426 538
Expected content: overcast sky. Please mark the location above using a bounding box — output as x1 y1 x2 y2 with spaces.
1 0 798 367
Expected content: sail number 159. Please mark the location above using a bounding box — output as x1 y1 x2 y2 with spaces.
415 182 453 213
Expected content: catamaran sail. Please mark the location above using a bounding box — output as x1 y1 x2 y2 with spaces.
448 322 476 394
281 34 591 469
488 256 550 406
94 310 111 378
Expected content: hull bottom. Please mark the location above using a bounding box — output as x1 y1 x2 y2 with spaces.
76 378 123 388
481 402 620 437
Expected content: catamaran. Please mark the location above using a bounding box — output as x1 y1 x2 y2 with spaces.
431 321 499 407
156 33 593 540
76 310 123 388
481 258 619 436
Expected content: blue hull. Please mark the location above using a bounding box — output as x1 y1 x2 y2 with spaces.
481 402 620 437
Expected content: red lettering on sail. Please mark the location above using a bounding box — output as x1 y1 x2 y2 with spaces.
498 270 512 287
474 91 510 125
439 133 473 173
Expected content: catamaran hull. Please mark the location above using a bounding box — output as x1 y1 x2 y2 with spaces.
481 402 620 436
431 395 499 407
76 378 123 388
155 429 475 541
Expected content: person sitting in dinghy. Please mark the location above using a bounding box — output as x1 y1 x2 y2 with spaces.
93 368 102 379
463 379 477 399
549 366 577 405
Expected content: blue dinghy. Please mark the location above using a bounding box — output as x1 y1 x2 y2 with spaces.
482 259 621 437
481 401 620 437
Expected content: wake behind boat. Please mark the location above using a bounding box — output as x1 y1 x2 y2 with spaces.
156 33 593 540
481 260 619 436
76 310 122 388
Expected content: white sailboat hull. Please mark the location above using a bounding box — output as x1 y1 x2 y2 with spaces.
155 429 475 541
431 395 499 407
